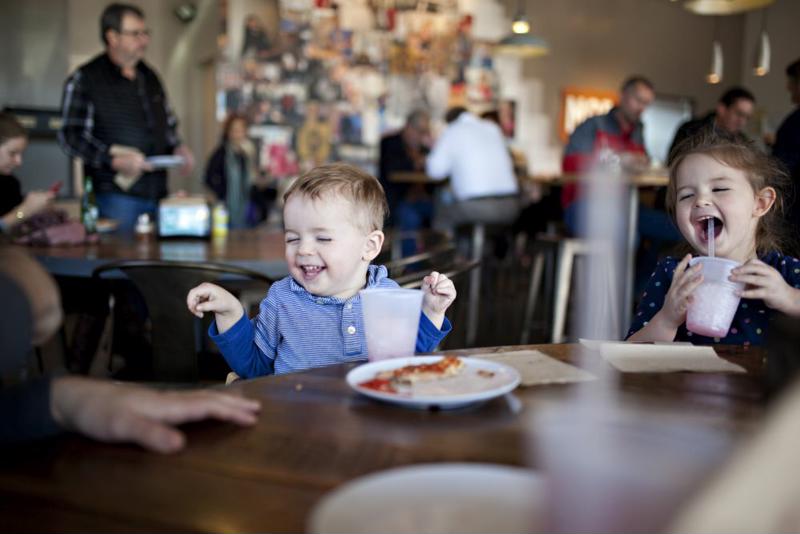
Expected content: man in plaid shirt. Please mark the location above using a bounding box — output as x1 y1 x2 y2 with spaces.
58 3 194 232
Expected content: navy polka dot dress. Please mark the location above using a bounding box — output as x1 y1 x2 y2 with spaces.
627 252 800 346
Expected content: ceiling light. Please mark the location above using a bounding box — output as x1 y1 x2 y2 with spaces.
511 16 530 35
684 0 774 16
496 33 549 58
752 9 770 76
706 40 723 84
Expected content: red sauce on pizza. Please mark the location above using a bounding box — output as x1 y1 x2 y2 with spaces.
359 378 396 393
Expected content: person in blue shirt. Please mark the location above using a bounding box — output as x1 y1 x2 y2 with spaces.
628 128 800 346
187 162 456 377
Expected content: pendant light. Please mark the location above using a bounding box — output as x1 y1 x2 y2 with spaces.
684 0 774 16
511 3 530 35
496 0 548 58
752 8 770 76
706 18 723 84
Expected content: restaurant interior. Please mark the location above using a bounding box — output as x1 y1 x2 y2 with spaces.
2 0 800 531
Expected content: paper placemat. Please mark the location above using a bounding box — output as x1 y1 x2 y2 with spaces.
588 342 745 373
473 350 596 386
579 338 693 350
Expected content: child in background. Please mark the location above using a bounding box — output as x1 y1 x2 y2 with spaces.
187 163 456 377
628 129 800 345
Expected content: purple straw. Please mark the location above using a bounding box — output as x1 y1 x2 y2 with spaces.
707 218 715 258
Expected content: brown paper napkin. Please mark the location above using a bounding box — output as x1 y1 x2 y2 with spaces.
587 341 745 373
472 350 596 386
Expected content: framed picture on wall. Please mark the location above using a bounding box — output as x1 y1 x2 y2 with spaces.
559 86 618 142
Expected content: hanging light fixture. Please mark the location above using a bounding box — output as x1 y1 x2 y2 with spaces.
511 6 530 35
752 8 770 76
706 18 723 84
684 0 774 16
706 40 723 83
496 0 548 58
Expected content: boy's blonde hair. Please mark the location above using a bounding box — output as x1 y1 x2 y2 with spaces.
667 127 795 256
283 162 388 232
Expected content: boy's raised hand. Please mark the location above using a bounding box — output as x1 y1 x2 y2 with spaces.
421 271 456 329
730 259 800 317
186 282 244 334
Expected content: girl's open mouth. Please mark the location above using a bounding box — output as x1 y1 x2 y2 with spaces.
697 216 723 244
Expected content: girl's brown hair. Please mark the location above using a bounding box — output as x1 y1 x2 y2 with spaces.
283 162 388 232
667 127 794 256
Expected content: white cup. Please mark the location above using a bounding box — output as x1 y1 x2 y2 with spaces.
360 288 423 361
686 257 745 338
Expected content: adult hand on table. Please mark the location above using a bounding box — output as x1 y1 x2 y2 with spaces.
50 376 261 454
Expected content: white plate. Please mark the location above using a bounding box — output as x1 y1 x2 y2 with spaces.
146 155 184 168
346 356 520 409
308 463 544 534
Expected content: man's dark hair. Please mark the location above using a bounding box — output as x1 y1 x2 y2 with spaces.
621 76 654 94
405 109 429 130
444 106 467 124
787 58 800 83
100 3 145 45
719 86 755 107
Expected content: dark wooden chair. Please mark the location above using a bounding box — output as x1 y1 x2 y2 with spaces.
92 260 273 383
382 242 457 280
384 250 480 349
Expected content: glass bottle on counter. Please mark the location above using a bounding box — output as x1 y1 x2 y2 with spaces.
81 175 99 234
212 202 229 238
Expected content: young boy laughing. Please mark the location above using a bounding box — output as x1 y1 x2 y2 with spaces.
187 163 456 377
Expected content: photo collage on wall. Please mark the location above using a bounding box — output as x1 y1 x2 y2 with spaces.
217 0 502 181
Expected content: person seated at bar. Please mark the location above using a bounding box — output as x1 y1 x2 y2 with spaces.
627 129 800 345
0 244 261 453
378 109 434 255
425 106 519 243
204 113 275 228
668 86 756 162
562 76 680 294
187 163 455 378
562 76 657 232
0 112 55 233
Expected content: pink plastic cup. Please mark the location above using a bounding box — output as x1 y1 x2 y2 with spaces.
359 288 423 361
686 257 745 338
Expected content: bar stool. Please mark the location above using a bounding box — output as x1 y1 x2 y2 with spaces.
521 234 620 344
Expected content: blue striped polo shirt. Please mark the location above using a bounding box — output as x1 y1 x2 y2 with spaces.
210 264 452 378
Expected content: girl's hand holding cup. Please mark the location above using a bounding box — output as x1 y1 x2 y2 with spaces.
658 254 704 329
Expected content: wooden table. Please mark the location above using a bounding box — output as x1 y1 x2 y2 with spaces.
0 344 767 532
30 228 291 279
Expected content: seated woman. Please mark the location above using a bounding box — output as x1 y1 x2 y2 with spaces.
203 114 276 228
0 112 54 233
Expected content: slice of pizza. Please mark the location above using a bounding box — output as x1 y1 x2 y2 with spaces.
376 356 465 385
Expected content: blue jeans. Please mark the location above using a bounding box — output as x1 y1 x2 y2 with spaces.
96 193 158 234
